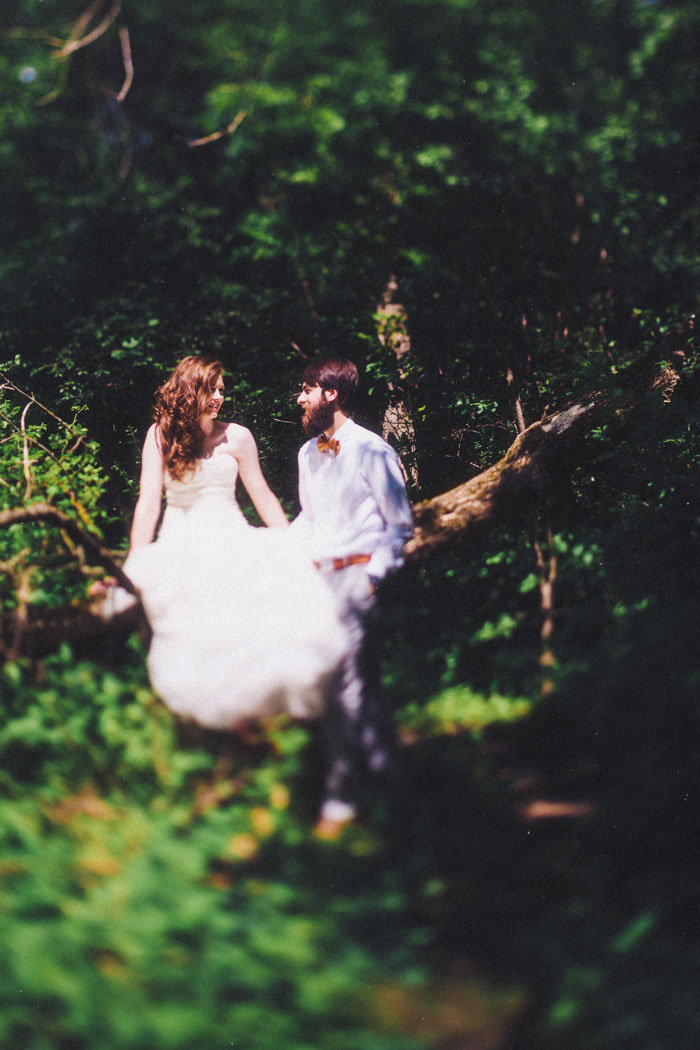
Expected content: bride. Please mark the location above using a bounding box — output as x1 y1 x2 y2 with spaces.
109 355 347 729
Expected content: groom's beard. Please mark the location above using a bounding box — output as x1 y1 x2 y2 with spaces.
302 396 335 437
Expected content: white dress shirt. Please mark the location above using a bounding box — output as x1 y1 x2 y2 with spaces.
292 417 414 581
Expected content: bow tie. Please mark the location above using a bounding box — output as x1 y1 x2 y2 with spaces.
317 434 340 455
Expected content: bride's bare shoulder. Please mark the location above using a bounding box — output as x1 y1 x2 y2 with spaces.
221 422 255 450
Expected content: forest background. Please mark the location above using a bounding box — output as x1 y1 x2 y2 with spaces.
1 1 700 1048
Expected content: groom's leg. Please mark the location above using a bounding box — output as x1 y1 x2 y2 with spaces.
322 606 365 814
320 566 397 821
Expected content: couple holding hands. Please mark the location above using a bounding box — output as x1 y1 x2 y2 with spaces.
117 354 413 835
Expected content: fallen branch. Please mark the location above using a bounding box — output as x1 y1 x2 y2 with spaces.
1 596 144 661
405 400 595 560
405 362 679 561
0 503 135 594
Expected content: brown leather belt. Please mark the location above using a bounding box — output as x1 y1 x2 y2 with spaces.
314 554 371 572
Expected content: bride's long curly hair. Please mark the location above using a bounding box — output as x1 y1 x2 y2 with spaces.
153 356 224 480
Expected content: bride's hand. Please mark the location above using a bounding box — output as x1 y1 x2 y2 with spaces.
88 577 118 597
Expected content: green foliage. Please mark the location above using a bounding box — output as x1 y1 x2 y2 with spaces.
0 643 206 799
2 0 699 488
398 685 531 738
0 378 113 608
0 792 427 1050
0 645 433 1050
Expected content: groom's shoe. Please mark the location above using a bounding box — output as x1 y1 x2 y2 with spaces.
312 800 357 842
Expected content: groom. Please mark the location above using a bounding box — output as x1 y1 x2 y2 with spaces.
294 357 414 837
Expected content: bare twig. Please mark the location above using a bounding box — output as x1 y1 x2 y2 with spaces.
67 434 86 455
67 0 106 44
115 24 133 102
187 110 247 148
54 0 122 57
35 1 108 104
0 406 94 526
20 402 33 500
37 68 70 107
57 526 88 569
506 367 527 435
0 27 64 47
0 374 82 436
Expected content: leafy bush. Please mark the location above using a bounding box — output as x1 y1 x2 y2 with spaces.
0 647 434 1050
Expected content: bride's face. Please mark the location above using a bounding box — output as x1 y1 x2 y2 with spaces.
201 376 225 420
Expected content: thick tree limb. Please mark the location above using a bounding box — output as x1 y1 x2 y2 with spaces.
0 504 142 658
0 503 135 593
1 598 144 661
405 362 679 560
405 400 595 559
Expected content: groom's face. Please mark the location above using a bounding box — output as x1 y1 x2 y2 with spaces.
297 383 336 437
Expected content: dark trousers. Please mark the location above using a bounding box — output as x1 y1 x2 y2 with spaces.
321 565 397 809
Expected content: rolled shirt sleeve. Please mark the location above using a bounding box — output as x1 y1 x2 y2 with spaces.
361 443 413 581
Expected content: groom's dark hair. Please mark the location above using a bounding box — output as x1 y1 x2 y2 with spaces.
303 357 359 414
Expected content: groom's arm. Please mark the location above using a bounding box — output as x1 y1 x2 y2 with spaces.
362 444 413 582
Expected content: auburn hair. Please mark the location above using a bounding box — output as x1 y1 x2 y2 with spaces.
153 356 224 480
302 357 359 414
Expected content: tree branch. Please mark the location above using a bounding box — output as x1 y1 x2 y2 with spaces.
187 111 247 148
0 503 135 594
20 402 33 500
54 1 122 57
405 362 680 561
115 25 133 102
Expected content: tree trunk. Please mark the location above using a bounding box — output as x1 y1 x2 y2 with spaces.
376 276 419 486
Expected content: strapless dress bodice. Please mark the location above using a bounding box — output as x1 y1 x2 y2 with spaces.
158 452 247 539
164 452 239 509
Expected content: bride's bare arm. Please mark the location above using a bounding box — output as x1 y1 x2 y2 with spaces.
129 424 165 550
233 426 289 528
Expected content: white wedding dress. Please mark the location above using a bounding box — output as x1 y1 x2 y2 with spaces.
122 451 347 729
